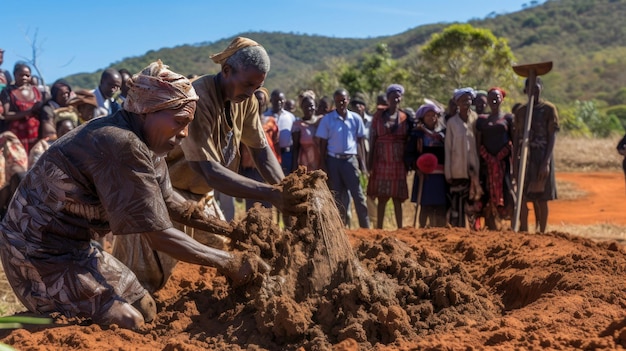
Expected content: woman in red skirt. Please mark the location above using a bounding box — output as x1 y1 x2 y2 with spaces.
367 84 411 229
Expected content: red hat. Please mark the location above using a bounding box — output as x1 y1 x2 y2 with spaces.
417 153 438 174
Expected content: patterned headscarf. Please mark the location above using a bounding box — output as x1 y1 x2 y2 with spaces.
415 103 442 120
453 87 476 102
386 84 405 96
124 60 198 115
210 37 260 65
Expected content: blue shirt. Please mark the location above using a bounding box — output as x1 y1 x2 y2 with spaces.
315 110 365 155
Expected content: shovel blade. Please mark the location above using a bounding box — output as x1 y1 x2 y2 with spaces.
512 61 553 77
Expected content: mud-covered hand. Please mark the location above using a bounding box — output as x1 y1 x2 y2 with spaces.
223 251 271 287
272 167 314 216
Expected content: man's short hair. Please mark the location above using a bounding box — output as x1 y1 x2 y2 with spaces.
225 46 270 74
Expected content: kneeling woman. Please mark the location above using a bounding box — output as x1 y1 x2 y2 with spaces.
0 61 268 330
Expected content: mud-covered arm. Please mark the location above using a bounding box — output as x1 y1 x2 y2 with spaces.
141 228 269 286
189 159 283 210
164 189 233 236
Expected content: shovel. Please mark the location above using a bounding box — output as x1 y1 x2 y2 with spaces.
511 61 553 232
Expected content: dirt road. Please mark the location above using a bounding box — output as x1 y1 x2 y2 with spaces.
549 171 626 225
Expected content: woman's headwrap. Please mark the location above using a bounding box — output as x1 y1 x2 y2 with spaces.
210 37 260 65
453 87 476 102
488 87 507 99
415 103 442 120
386 84 405 96
255 87 270 102
124 60 198 115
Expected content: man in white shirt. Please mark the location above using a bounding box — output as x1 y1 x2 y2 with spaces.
92 68 122 118
265 89 296 174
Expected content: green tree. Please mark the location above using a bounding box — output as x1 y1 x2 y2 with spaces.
308 43 409 106
559 105 590 137
576 100 622 137
307 57 347 99
605 105 626 130
339 43 409 101
413 24 517 103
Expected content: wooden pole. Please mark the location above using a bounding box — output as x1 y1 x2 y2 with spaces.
413 172 424 228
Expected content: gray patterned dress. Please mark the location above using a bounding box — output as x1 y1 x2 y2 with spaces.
0 111 173 321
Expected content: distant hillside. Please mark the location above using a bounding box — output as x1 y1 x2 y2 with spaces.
65 0 626 108
66 33 380 97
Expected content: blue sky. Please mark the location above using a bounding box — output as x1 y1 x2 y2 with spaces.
1 1 543 84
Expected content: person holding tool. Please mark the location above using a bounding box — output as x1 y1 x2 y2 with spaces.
513 76 559 233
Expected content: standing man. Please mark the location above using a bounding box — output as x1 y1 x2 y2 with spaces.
316 88 370 229
266 89 296 175
513 77 559 233
168 37 300 221
349 92 375 226
117 68 132 105
92 68 122 118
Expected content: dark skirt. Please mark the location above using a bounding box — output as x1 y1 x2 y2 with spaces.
411 173 447 206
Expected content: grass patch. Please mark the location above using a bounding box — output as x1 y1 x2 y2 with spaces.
556 179 587 200
554 134 623 172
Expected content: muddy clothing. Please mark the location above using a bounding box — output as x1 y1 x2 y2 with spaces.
514 100 559 201
174 74 266 187
0 110 172 320
167 74 266 195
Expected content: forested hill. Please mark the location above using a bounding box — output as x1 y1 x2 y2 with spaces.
65 0 626 108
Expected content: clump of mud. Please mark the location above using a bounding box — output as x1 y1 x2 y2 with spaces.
227 167 502 350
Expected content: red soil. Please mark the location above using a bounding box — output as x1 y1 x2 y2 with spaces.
1 172 625 350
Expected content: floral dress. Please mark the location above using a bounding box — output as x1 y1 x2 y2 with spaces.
0 84 42 154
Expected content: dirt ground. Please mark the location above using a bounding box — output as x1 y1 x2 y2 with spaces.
1 171 626 350
550 172 626 226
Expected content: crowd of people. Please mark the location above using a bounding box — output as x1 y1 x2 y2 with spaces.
0 37 559 328
234 78 558 233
